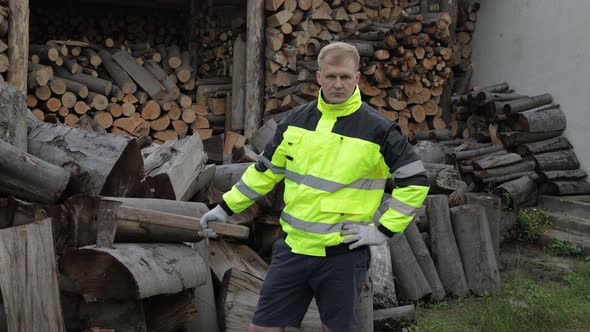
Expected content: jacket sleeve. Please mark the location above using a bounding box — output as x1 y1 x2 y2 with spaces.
220 122 289 215
376 124 429 236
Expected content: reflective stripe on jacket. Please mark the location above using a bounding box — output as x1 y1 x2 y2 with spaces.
222 87 429 256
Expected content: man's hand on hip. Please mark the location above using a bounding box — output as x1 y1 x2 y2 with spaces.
341 223 388 249
199 205 228 238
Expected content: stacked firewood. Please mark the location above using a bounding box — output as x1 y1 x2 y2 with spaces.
263 0 456 136
26 6 244 144
447 82 590 209
0 2 8 82
451 0 479 94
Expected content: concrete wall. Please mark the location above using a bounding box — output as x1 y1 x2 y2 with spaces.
470 0 590 174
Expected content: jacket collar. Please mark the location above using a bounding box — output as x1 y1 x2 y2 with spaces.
317 85 362 117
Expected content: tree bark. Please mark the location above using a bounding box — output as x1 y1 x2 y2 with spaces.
515 105 566 133
516 136 571 156
425 195 468 296
62 243 208 301
492 175 538 210
539 169 587 182
473 153 522 170
0 219 65 332
404 221 445 301
533 149 580 171
0 83 27 151
503 93 552 114
539 180 590 195
27 120 143 197
245 0 265 139
0 138 70 203
7 0 29 93
450 205 500 295
474 160 536 179
369 242 398 308
388 232 432 301
499 130 563 148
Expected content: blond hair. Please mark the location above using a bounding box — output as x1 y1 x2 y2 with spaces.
317 42 360 71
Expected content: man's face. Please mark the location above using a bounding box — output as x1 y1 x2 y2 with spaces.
316 55 361 104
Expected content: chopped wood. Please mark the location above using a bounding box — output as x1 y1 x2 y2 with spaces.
112 50 166 100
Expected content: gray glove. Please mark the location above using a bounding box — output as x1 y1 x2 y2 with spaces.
341 223 389 249
199 205 228 237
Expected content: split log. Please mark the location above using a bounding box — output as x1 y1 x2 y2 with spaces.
7 0 29 93
373 305 416 331
219 268 321 332
474 160 536 180
62 243 207 301
450 205 500 295
143 290 196 332
0 83 27 151
388 232 432 301
0 219 65 332
514 105 566 133
492 175 538 210
404 221 445 301
251 119 277 153
143 135 207 200
231 34 247 130
516 136 572 156
98 49 137 94
533 149 580 171
472 153 522 170
539 180 590 195
208 240 268 282
425 195 468 296
245 0 265 139
112 50 166 99
212 163 252 192
27 120 143 197
499 130 563 148
0 138 70 203
186 241 219 332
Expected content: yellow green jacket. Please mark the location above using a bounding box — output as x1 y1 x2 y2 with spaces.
221 87 429 256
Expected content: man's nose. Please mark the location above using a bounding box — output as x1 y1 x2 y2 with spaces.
334 78 343 88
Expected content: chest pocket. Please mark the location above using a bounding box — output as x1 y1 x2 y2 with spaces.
283 130 303 164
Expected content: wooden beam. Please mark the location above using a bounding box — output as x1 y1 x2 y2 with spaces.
7 0 29 93
245 0 265 139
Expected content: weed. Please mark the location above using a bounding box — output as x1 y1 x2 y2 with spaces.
546 239 585 259
515 208 553 243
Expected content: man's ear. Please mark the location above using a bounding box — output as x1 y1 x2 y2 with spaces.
316 70 321 83
354 71 361 84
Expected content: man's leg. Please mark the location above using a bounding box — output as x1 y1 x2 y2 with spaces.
311 247 370 332
251 239 315 330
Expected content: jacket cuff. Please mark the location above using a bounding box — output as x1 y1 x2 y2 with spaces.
377 224 396 238
219 201 235 216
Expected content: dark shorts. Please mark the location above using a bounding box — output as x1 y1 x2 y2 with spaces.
252 239 370 332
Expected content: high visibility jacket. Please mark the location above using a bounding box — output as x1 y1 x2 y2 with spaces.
221 86 429 256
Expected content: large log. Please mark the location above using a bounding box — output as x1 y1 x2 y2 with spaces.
516 136 571 156
212 163 253 191
62 243 207 301
404 221 445 301
465 193 502 262
369 243 398 308
503 93 553 114
425 195 468 296
0 138 70 203
0 83 27 151
388 232 432 301
27 120 143 197
218 268 322 332
472 153 522 170
0 219 65 332
143 135 207 200
245 0 265 139
357 275 374 332
7 0 29 93
533 149 580 171
208 239 268 283
373 305 416 331
231 34 247 131
186 241 219 332
492 175 538 210
474 160 536 180
450 205 500 296
112 50 166 99
539 180 590 195
539 169 587 182
499 130 563 148
515 105 566 132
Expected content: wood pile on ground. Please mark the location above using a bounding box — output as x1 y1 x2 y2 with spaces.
263 0 458 136
25 4 245 144
452 0 479 94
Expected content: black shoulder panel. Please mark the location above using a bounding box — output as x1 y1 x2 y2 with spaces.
332 102 393 144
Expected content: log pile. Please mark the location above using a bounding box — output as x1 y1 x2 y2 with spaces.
25 5 245 144
262 0 457 137
452 1 479 94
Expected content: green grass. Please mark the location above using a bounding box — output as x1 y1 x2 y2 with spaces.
411 262 590 332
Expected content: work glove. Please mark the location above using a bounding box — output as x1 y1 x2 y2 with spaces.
199 205 228 238
341 223 389 250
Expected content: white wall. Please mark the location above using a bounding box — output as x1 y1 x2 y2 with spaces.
470 0 590 174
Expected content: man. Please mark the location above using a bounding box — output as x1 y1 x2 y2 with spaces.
200 42 429 332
